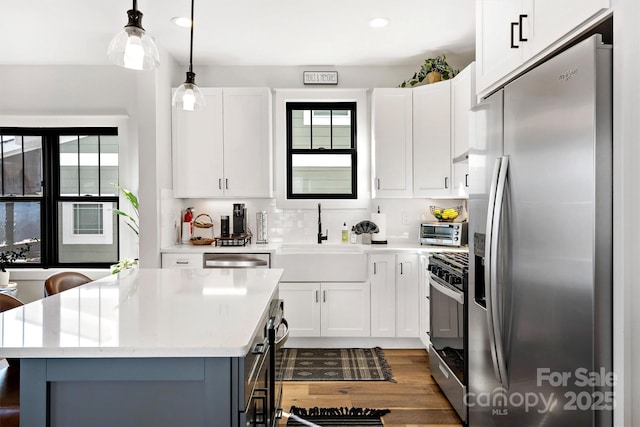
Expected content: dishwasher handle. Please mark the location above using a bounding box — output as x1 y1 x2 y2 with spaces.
203 253 270 268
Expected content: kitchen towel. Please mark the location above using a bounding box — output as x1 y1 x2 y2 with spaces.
370 213 387 243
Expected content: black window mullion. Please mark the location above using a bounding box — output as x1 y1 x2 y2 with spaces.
76 135 81 196
97 135 102 196
330 109 333 150
309 109 313 150
43 133 58 267
20 136 25 196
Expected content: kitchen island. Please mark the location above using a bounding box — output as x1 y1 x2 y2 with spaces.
0 267 283 427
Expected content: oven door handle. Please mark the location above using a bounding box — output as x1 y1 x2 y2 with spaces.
275 318 289 349
429 276 464 304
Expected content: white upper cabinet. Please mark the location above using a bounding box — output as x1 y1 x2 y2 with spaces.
172 88 224 198
451 63 476 197
531 0 610 55
476 0 610 96
222 88 273 198
371 88 413 198
172 87 273 198
413 80 452 198
476 0 528 96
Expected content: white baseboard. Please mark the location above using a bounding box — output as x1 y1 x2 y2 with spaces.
283 336 426 349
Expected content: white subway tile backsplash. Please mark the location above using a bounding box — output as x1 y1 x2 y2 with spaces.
165 198 466 247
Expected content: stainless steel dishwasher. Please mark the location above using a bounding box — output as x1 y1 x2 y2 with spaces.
203 253 271 268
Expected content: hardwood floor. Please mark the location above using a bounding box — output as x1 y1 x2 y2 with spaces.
278 348 463 427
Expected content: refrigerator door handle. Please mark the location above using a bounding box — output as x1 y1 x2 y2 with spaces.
489 155 510 386
485 157 502 384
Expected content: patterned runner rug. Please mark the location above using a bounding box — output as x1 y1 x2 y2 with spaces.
280 347 394 382
285 406 390 426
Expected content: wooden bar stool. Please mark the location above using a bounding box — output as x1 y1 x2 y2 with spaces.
44 272 92 297
0 293 23 427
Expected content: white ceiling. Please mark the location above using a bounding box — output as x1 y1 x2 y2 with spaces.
0 0 476 68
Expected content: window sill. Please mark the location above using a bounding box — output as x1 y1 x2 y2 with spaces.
8 268 110 282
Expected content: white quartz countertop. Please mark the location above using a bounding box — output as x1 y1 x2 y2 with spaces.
0 268 283 358
161 242 468 254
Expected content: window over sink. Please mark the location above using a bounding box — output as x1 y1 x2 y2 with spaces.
286 102 357 199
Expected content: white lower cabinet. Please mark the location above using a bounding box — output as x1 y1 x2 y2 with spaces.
369 253 420 338
419 255 430 347
369 254 396 337
279 282 370 337
161 253 202 269
395 254 420 337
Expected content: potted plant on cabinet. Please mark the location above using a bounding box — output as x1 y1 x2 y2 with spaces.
399 54 459 87
0 243 31 287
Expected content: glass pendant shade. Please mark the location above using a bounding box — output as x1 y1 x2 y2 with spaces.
172 71 206 111
107 2 160 70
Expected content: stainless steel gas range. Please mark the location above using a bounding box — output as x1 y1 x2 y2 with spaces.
427 252 469 423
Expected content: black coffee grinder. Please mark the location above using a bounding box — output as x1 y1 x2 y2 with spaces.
232 203 247 237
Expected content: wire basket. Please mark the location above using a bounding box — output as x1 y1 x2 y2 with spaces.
429 206 463 222
190 237 215 245
191 213 215 245
193 213 214 229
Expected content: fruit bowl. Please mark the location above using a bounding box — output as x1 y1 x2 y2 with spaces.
430 206 462 222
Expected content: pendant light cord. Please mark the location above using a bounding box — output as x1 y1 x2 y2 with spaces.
188 0 195 74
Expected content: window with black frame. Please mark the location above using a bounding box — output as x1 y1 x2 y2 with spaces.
286 102 357 199
0 128 120 268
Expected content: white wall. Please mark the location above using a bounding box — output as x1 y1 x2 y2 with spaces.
611 1 640 425
192 65 429 89
0 65 136 114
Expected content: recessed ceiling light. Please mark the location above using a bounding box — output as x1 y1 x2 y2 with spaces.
368 17 390 28
171 16 192 28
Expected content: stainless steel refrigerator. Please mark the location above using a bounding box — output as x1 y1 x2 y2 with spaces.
467 34 613 426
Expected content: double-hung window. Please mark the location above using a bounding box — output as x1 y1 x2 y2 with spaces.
286 102 357 199
0 127 120 268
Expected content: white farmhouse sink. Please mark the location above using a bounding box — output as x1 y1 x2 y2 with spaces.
274 244 367 282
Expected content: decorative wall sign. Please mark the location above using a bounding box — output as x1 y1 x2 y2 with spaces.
303 71 339 85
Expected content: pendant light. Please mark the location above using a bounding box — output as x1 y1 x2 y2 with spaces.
107 0 160 70
172 0 206 111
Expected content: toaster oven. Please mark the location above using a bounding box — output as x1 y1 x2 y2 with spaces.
420 222 468 247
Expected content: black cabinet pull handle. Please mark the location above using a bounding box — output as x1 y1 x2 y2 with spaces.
510 22 519 48
465 173 469 187
519 14 528 42
444 177 449 189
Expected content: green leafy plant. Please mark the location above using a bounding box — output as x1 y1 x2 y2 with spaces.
113 184 139 236
112 184 139 274
399 55 460 87
110 257 138 274
0 243 31 272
